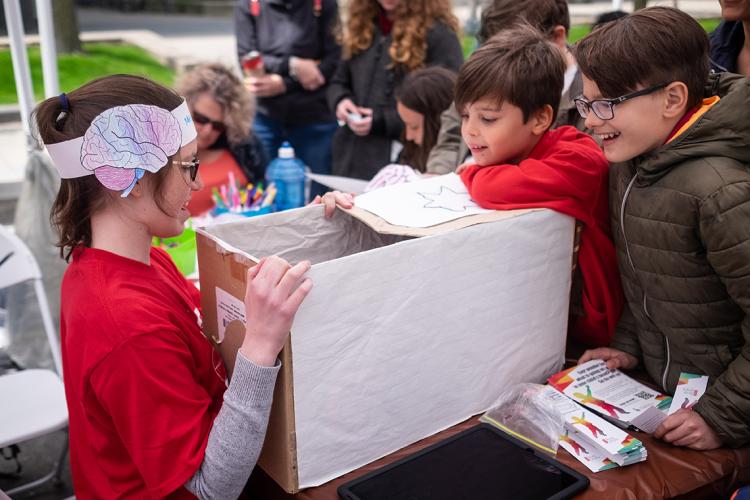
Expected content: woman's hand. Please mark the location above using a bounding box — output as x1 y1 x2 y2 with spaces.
578 347 638 370
335 98 359 123
653 409 723 450
245 74 286 98
240 256 312 366
348 107 373 136
310 190 355 218
291 57 325 91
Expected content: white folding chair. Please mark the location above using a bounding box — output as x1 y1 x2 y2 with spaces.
0 225 68 496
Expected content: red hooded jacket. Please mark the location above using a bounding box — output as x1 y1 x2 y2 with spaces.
460 126 623 346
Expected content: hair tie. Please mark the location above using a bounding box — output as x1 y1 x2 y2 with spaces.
56 93 70 123
59 93 69 112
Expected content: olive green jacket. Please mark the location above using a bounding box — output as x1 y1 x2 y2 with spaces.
610 73 750 447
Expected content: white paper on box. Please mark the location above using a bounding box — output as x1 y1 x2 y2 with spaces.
290 209 573 487
215 286 246 343
354 173 491 228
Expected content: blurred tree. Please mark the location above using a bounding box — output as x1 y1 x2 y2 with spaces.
53 0 82 53
634 0 648 9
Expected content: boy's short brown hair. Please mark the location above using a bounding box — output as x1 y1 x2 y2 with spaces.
478 0 569 44
455 24 565 124
575 7 709 108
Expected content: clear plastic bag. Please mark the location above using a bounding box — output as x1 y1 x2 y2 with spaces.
480 383 564 456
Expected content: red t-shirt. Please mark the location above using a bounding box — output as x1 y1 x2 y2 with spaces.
60 246 226 498
461 126 624 347
187 149 248 216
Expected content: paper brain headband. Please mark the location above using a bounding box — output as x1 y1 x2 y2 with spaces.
45 99 197 197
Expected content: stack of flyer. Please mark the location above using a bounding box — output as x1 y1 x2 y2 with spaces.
545 360 674 472
542 386 647 472
548 360 673 433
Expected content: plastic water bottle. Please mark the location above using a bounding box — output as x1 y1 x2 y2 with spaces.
265 141 307 211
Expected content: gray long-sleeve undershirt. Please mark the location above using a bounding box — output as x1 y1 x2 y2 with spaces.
185 352 280 499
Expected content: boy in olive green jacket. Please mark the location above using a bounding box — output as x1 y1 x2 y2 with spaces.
577 7 750 449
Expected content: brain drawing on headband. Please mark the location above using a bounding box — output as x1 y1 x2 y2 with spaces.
80 104 183 196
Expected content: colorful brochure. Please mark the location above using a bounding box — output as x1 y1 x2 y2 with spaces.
541 386 647 472
542 386 645 457
667 373 709 415
548 360 672 431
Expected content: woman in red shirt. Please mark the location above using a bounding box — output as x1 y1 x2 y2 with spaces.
176 64 268 216
38 74 314 498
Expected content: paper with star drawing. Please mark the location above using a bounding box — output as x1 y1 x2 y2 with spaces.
353 173 491 228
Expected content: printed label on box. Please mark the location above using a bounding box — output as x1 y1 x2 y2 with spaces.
215 286 246 343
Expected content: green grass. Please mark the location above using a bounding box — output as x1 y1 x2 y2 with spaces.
569 18 721 43
0 43 175 104
462 18 722 56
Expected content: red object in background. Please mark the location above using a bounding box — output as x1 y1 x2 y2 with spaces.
250 0 260 16
241 51 265 77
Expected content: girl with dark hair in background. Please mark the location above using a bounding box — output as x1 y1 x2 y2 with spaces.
395 66 457 172
328 0 463 180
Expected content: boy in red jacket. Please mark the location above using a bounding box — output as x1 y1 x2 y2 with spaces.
456 25 622 347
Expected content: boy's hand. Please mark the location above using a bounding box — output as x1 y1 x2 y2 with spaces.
455 161 474 175
653 409 722 450
310 190 355 218
578 347 638 370
240 256 312 366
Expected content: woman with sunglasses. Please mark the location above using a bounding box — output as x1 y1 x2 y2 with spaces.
175 63 268 215
36 74 345 497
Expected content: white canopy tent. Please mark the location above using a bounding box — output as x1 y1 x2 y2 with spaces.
3 0 58 150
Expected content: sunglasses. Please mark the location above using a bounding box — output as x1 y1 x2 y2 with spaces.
574 82 670 121
174 158 201 182
192 111 226 133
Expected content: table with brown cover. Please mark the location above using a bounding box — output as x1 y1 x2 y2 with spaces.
246 414 750 500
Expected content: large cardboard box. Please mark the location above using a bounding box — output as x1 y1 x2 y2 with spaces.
196 205 575 492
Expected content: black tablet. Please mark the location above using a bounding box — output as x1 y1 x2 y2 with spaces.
338 423 589 500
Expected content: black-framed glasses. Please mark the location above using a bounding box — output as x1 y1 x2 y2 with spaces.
192 111 226 133
174 158 200 181
574 82 670 121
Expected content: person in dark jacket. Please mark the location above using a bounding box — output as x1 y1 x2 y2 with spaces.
235 0 340 196
576 7 750 450
709 0 750 75
328 0 463 180
175 63 268 216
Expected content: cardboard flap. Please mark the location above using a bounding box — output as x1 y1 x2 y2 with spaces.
199 205 412 265
195 230 300 491
344 205 539 237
